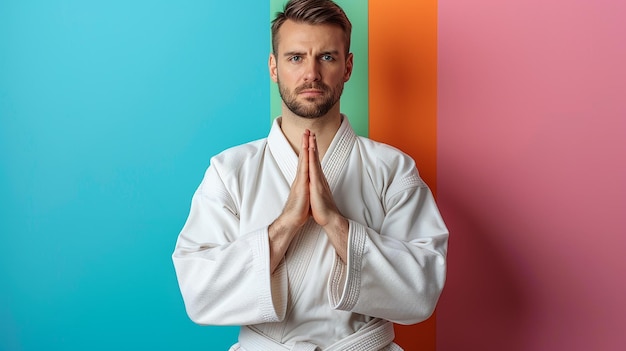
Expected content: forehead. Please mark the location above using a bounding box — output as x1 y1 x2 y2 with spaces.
276 20 346 54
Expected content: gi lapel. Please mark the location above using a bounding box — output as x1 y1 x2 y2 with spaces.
267 118 298 186
319 116 357 191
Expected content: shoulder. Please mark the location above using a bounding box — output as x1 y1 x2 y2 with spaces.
355 137 417 172
209 138 267 176
355 136 427 193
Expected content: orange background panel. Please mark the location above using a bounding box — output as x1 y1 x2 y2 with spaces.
369 1 439 350
369 0 438 192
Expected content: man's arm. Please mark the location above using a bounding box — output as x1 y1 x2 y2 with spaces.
324 152 448 325
172 157 288 326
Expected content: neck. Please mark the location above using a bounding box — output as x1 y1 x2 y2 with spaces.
280 105 343 160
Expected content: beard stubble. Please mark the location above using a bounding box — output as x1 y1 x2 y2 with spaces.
278 79 344 119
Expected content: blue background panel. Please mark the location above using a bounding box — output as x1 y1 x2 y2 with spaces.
0 1 269 349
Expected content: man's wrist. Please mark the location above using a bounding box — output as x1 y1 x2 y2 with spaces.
323 214 348 234
323 214 349 263
269 214 303 241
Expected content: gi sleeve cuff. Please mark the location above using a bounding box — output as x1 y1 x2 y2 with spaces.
244 226 288 322
327 219 368 311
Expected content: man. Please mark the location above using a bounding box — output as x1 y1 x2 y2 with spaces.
172 0 448 350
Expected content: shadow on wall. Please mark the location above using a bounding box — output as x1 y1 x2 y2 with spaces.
437 191 531 351
369 20 438 189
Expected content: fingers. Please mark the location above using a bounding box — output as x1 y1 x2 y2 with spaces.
278 130 312 230
295 130 310 183
309 132 329 194
307 132 338 227
308 132 322 180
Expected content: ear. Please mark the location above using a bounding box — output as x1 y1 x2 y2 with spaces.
343 53 354 82
269 53 278 83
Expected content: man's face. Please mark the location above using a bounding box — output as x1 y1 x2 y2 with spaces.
270 20 353 118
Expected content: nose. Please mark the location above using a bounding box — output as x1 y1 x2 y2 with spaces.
303 59 321 82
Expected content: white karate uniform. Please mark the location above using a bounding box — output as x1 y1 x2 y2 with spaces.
172 117 448 351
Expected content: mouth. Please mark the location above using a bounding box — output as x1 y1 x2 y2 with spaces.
297 88 326 98
297 83 327 94
299 89 324 95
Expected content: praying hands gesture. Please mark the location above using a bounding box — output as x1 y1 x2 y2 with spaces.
269 130 349 272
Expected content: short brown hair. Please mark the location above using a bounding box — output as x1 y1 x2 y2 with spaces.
271 0 352 55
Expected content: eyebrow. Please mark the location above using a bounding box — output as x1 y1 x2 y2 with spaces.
283 51 306 57
320 50 341 56
282 50 341 57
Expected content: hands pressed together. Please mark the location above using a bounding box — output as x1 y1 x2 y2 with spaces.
269 130 349 272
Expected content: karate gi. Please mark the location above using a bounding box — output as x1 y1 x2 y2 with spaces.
172 117 448 351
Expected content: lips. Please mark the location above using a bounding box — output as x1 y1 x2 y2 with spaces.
296 84 327 95
299 89 324 95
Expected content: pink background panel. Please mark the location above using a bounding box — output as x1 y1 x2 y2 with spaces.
436 0 626 350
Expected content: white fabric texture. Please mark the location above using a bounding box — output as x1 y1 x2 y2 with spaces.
173 117 448 350
237 317 395 351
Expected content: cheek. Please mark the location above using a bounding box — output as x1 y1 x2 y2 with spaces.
328 67 348 82
278 67 301 82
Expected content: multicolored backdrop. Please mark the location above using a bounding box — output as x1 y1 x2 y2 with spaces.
2 0 624 350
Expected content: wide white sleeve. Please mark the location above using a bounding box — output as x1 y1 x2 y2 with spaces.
327 171 448 325
172 164 288 326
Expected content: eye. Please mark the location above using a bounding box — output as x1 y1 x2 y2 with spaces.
321 54 334 61
289 55 302 63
